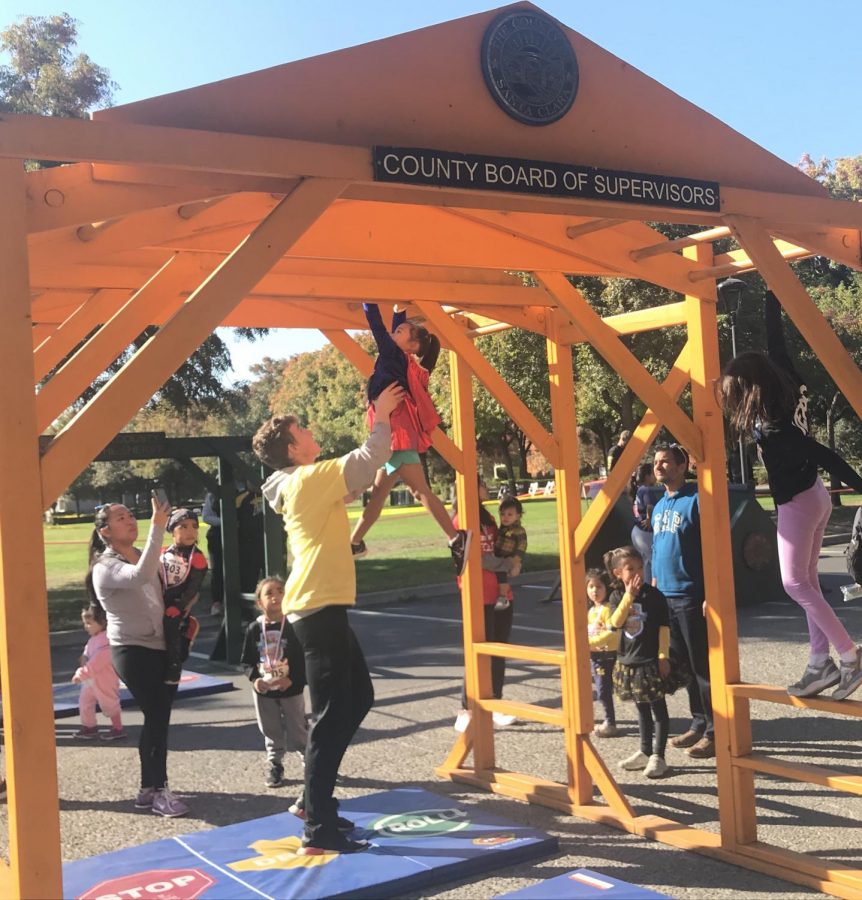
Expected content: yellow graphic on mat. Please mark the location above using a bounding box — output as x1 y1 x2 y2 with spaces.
228 836 337 871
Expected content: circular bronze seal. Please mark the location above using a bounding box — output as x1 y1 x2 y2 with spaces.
480 10 579 126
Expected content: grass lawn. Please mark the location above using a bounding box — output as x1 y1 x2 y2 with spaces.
42 493 861 630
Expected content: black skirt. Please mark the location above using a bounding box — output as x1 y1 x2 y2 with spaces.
613 654 691 703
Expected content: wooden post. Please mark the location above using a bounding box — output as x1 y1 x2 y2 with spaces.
683 244 749 846
449 348 495 770
546 325 593 804
217 459 243 663
0 158 63 897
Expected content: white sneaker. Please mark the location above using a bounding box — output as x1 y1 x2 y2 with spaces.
644 754 669 778
492 712 517 726
454 709 472 733
619 750 650 771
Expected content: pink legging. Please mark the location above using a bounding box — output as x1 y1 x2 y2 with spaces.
776 478 854 658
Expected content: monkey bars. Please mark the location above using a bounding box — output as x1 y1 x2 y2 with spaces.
2 3 862 896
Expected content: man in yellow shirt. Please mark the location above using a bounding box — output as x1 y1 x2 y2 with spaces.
253 384 402 856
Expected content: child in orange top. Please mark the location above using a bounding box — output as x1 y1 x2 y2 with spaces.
350 303 471 576
72 605 125 741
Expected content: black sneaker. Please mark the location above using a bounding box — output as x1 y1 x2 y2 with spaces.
265 763 283 788
289 799 354 833
298 833 369 856
449 529 472 576
351 540 368 558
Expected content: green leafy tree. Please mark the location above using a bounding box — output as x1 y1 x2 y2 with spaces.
0 13 114 118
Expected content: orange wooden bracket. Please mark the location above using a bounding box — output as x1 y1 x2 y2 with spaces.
416 300 561 469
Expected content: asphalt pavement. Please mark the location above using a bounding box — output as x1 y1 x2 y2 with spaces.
18 544 862 898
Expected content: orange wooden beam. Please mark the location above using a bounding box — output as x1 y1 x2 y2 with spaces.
1 112 371 180
537 272 704 460
35 255 202 433
546 327 592 804
415 300 561 469
40 177 347 504
33 289 126 382
683 242 744 850
449 348 495 770
573 343 691 559
0 158 62 898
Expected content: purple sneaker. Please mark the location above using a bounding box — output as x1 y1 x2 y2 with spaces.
100 728 127 741
152 786 189 818
75 726 99 740
134 787 156 809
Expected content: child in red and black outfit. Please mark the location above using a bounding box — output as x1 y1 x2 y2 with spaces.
349 302 471 575
160 508 206 685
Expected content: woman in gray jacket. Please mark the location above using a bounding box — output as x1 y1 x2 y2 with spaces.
86 497 188 817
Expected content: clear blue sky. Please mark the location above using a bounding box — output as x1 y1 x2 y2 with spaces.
4 1 860 379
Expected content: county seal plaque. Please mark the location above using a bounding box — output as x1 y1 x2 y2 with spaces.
480 10 579 126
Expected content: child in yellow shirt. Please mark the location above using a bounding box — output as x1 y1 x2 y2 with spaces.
586 568 619 738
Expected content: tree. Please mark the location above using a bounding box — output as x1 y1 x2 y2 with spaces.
0 13 114 118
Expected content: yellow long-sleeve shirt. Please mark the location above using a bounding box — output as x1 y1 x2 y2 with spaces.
587 603 619 653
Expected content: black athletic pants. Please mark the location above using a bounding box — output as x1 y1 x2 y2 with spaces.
111 645 178 790
460 602 514 707
292 606 374 842
636 698 669 757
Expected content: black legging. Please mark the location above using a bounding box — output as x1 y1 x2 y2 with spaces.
636 698 669 758
111 645 178 790
461 603 514 707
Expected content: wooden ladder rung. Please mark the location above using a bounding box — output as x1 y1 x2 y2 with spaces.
727 683 862 718
732 752 862 796
474 641 566 666
476 698 564 726
734 841 862 896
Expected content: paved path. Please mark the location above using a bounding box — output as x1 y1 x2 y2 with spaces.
22 549 862 898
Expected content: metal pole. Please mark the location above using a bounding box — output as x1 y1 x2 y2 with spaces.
729 311 747 484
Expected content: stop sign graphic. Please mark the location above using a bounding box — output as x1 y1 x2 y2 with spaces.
79 868 216 900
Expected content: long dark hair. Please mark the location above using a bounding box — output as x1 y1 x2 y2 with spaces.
412 324 441 373
629 461 653 498
450 479 497 530
84 504 115 613
718 351 799 436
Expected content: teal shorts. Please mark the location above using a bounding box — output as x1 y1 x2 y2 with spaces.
384 450 421 475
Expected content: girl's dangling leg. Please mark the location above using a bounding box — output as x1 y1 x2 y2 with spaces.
350 468 400 549
398 463 458 540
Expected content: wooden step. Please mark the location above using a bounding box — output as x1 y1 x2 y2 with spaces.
732 752 862 796
473 641 566 666
475 697 564 726
727 683 862 718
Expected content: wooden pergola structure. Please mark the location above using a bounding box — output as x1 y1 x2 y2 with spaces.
3 4 862 896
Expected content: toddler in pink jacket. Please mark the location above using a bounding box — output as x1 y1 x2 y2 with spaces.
72 606 125 740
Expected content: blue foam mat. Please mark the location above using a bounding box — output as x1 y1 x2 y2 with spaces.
63 787 558 899
498 867 671 898
53 670 233 718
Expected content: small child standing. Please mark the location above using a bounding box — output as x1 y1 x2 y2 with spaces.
493 497 527 610
585 568 619 738
603 546 674 779
241 576 308 789
72 605 125 741
160 508 207 685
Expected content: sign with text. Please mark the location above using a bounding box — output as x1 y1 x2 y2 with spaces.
373 147 720 212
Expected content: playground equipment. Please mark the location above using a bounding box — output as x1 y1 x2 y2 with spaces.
3 4 862 896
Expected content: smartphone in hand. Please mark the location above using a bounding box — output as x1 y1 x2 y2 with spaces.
151 487 169 506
